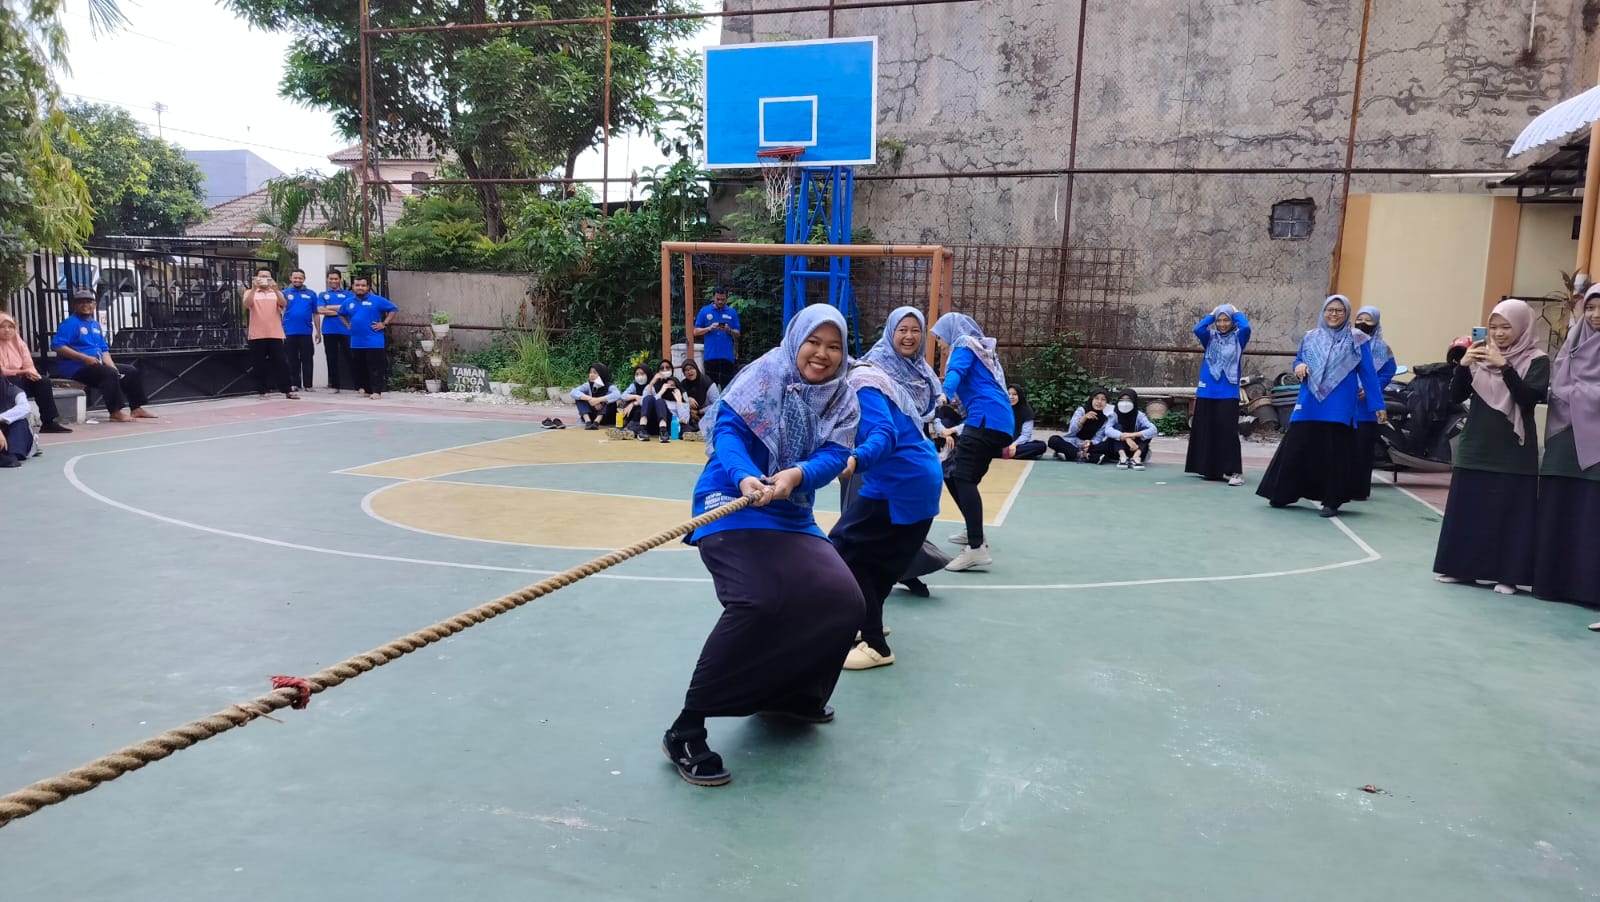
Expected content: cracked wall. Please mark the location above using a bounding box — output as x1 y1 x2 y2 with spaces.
721 0 1599 380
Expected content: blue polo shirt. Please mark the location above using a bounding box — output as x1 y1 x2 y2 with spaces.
694 304 740 362
339 294 398 349
319 289 353 336
281 287 321 335
50 316 108 379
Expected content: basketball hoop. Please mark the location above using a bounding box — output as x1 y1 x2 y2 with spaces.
755 146 804 218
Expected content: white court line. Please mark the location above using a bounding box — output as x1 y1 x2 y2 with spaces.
60 419 710 584
62 415 1388 593
330 426 548 475
1380 480 1445 516
992 460 1035 527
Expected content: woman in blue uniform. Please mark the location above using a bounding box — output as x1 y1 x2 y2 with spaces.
1256 295 1384 517
831 306 944 671
931 313 1013 572
1350 305 1397 501
663 305 863 787
1185 304 1251 485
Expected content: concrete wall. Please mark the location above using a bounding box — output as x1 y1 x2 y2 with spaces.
723 0 1600 381
384 270 532 351
1511 204 1580 298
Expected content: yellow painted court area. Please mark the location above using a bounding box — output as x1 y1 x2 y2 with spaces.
351 430 1025 549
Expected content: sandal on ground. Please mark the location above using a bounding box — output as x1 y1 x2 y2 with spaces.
661 728 730 787
843 641 895 671
1434 575 1465 584
541 418 554 427
1493 583 1518 595
1588 622 1600 632
758 704 835 724
285 393 300 400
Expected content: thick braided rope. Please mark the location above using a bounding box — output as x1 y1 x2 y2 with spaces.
0 495 754 829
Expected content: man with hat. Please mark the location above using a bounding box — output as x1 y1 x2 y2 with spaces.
50 289 157 422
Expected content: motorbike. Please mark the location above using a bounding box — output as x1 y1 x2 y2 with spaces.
1376 361 1467 472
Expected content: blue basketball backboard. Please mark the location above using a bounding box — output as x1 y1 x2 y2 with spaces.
703 36 878 170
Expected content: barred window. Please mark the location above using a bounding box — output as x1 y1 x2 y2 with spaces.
1270 199 1315 240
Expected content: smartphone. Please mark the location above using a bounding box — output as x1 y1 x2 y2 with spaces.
1471 326 1488 343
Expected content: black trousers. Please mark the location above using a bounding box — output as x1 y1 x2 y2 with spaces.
355 347 387 394
72 363 148 413
323 333 353 390
575 400 616 424
7 375 60 423
248 338 290 395
1116 436 1153 461
284 334 315 390
705 357 736 388
829 495 933 646
946 425 1011 547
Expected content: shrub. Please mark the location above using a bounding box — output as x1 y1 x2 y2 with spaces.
1155 409 1189 436
1015 332 1103 426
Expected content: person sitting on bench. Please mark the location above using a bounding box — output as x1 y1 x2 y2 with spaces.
51 289 158 422
0 311 71 433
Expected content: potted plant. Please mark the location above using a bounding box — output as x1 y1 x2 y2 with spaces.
430 311 451 338
425 378 443 393
420 338 435 352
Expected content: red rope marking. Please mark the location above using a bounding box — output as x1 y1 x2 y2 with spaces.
269 676 313 709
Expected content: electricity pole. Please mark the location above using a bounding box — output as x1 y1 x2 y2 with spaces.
152 102 167 138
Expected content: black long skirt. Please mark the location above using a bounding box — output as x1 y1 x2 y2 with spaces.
1533 476 1600 608
1255 420 1361 508
1433 468 1538 587
683 530 864 717
1184 396 1241 480
1350 420 1378 501
840 473 950 579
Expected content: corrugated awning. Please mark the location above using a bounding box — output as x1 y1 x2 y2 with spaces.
1509 84 1600 158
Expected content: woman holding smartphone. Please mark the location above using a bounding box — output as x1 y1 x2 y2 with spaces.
243 269 297 400
1433 299 1549 595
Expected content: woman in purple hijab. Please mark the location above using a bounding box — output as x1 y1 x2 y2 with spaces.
1534 284 1600 621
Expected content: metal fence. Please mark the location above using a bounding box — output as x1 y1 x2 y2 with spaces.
8 246 270 358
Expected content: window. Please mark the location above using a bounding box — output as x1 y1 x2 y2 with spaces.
1269 199 1315 240
411 171 431 184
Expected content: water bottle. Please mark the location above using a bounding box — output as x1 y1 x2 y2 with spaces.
670 415 680 440
615 409 624 427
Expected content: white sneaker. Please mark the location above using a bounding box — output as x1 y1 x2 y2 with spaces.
1227 474 1244 486
1116 460 1130 469
945 543 992 571
1493 583 1517 595
949 530 968 546
1132 461 1146 470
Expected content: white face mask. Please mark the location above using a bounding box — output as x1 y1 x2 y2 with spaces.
1116 400 1135 414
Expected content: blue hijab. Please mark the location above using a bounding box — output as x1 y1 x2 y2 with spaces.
931 312 1006 387
1300 295 1369 402
704 304 859 480
1357 305 1392 371
1204 304 1244 384
859 306 940 420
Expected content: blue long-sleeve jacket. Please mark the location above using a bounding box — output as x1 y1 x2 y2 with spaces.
1354 354 1397 425
1290 342 1386 426
940 346 1013 435
688 413 850 542
1104 411 1159 442
852 388 943 524
570 382 622 404
1193 313 1252 399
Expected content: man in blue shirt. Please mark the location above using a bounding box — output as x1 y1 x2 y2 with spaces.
692 286 741 388
280 268 321 393
338 276 398 399
51 289 157 422
316 270 355 393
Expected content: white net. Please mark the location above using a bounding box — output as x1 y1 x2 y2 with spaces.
757 150 801 218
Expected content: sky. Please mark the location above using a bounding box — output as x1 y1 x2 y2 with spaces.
56 0 712 205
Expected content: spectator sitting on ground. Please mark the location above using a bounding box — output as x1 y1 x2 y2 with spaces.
678 360 714 431
51 289 158 422
0 380 38 467
570 363 620 430
618 364 652 433
0 311 70 433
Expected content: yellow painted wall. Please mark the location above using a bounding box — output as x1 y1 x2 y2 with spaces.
1510 204 1579 298
1342 195 1494 366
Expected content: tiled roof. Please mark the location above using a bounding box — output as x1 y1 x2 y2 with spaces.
329 135 442 164
185 186 413 239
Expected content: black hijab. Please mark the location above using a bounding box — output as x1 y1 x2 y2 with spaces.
1007 384 1035 440
1076 388 1109 439
588 362 613 393
1114 388 1141 432
679 363 709 406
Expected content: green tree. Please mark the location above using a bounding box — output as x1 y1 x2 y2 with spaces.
0 0 128 293
254 168 390 272
55 101 205 236
221 0 702 242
